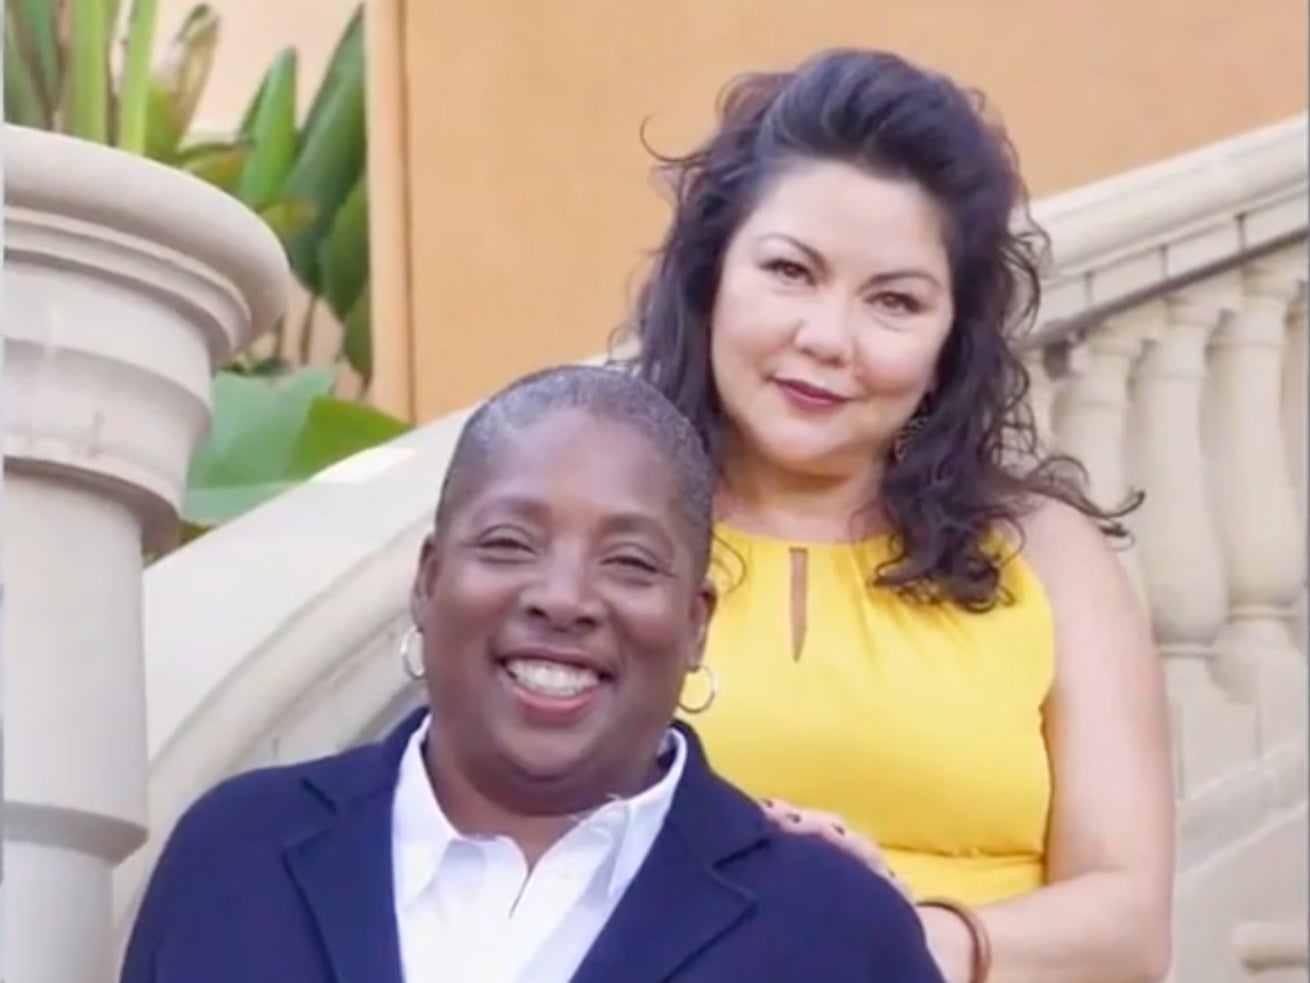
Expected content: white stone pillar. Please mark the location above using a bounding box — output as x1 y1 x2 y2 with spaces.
1205 261 1307 750
1126 283 1257 795
1051 309 1151 602
2 127 286 983
5 478 150 983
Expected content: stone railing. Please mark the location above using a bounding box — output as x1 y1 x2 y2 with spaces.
113 117 1308 982
1016 119 1308 983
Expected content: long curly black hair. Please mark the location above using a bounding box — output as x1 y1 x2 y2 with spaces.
617 48 1137 611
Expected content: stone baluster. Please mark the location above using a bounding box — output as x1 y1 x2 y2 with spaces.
1051 309 1152 602
1023 350 1059 451
1126 281 1257 794
1283 279 1308 654
1283 280 1308 522
1204 260 1307 751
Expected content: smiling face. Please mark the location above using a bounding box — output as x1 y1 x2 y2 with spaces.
412 408 715 816
711 159 955 483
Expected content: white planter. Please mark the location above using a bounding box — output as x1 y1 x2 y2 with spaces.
2 125 288 983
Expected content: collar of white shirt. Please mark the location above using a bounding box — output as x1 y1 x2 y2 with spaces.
391 715 686 910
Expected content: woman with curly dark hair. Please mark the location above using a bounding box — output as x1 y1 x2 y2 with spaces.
618 48 1173 983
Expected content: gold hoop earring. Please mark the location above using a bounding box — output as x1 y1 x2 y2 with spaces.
678 663 718 715
399 626 425 681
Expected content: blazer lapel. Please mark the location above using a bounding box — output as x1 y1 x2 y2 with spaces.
570 725 767 983
283 710 423 983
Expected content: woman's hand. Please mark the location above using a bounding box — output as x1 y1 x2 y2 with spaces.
762 798 982 982
761 798 912 902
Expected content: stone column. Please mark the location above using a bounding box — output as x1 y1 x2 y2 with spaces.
1204 259 1307 752
1052 309 1151 602
1126 283 1258 795
4 479 152 983
2 127 286 983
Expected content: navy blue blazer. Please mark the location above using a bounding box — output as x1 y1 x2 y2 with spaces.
120 710 946 982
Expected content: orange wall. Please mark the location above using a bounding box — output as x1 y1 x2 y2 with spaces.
377 0 1307 420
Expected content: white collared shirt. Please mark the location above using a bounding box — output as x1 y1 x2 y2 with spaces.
390 716 685 983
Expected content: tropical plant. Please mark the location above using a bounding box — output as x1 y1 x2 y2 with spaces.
4 0 406 536
222 7 373 379
183 367 408 537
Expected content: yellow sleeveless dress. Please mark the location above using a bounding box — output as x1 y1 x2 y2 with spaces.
682 525 1055 905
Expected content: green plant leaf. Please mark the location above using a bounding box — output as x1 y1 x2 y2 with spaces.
8 0 61 118
115 0 160 153
4 6 50 127
288 395 409 476
258 198 318 247
317 173 368 320
173 135 246 163
184 366 334 525
281 8 366 292
183 365 409 527
105 0 125 35
339 284 372 383
236 47 298 210
178 519 212 543
296 7 361 151
143 3 218 160
236 56 271 135
226 353 291 377
64 0 111 142
176 138 249 192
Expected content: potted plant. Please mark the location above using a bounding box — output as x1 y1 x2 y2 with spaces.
6 0 409 539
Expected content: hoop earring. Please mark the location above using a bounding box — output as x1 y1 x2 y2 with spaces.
399 626 425 681
678 664 718 715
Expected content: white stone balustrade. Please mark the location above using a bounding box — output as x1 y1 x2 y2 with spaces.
1026 240 1308 983
1033 255 1309 754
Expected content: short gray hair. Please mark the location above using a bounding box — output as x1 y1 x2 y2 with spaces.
436 365 715 571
